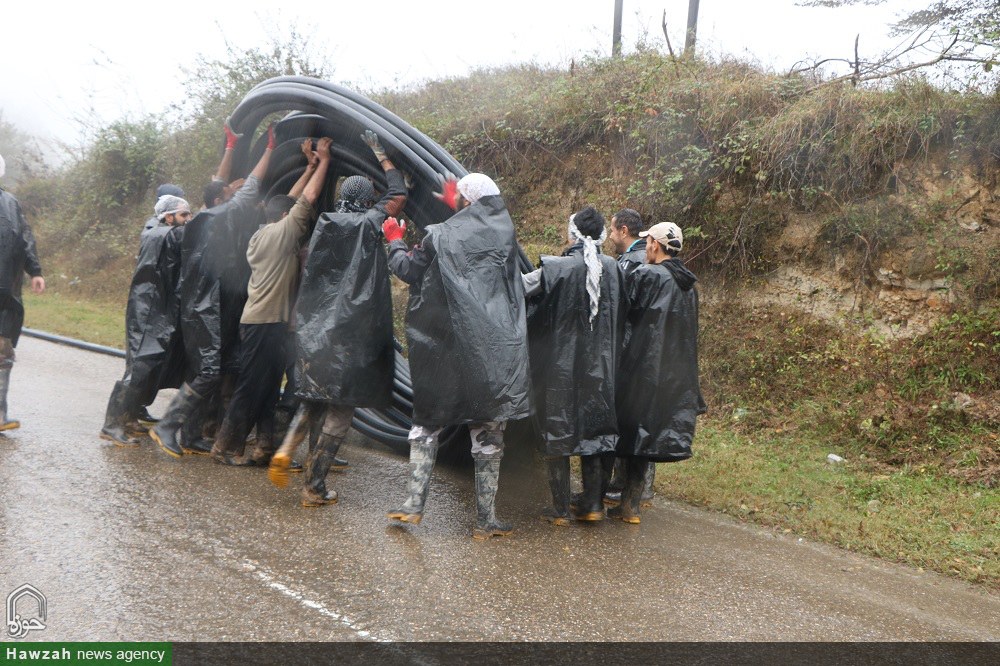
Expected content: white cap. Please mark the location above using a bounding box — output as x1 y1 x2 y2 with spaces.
640 221 683 252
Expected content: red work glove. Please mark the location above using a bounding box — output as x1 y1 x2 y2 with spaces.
382 217 406 243
434 172 459 211
224 122 241 150
266 123 277 150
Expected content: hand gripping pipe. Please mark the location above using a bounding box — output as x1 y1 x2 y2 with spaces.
225 76 539 451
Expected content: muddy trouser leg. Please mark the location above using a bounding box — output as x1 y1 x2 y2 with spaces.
621 456 648 523
0 337 13 428
599 452 616 499
544 457 571 525
471 421 512 539
387 425 442 522
302 404 353 504
575 454 607 521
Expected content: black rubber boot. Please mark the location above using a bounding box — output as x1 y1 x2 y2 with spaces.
180 398 212 455
301 433 342 507
136 406 159 426
604 457 627 506
150 384 200 459
99 381 139 446
575 455 606 522
621 457 647 524
472 456 513 540
387 432 438 525
543 457 572 526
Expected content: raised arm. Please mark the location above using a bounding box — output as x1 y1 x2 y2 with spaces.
212 122 241 183
362 130 407 218
287 139 319 199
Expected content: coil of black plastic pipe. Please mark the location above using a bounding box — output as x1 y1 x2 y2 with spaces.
225 76 538 451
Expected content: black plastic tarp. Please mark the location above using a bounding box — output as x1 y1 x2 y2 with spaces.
406 195 531 427
0 189 41 346
527 251 627 458
294 209 394 408
124 222 186 392
179 196 261 378
616 259 705 462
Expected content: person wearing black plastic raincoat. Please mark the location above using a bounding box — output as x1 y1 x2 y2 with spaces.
211 138 338 479
383 173 530 540
268 131 407 507
100 195 190 447
150 127 275 459
522 206 627 526
605 207 657 507
616 221 705 524
0 154 44 432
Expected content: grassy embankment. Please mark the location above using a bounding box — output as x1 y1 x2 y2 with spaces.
18 52 998 588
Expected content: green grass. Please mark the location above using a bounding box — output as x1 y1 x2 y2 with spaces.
658 421 999 588
22 292 125 349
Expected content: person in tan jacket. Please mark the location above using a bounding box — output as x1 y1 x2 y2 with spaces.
210 137 333 466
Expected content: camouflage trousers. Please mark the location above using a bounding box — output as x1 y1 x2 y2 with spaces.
408 420 505 459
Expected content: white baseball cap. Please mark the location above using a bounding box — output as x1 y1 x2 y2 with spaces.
639 221 683 252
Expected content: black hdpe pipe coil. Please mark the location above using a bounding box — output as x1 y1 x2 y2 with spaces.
227 77 528 451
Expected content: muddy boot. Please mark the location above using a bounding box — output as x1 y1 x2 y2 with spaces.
472 456 512 540
604 457 627 506
150 384 200 459
246 429 277 466
180 399 212 455
620 457 647 524
543 457 571 526
574 455 607 522
300 433 342 507
387 430 439 525
270 403 310 488
211 417 254 466
99 381 139 446
641 461 656 508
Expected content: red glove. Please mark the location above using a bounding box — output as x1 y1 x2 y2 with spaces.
224 123 241 150
266 123 277 150
434 172 459 211
382 217 406 243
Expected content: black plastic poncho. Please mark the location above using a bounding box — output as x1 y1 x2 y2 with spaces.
294 209 394 407
179 196 261 378
0 189 42 345
617 258 705 462
124 222 185 391
406 195 531 427
527 250 627 457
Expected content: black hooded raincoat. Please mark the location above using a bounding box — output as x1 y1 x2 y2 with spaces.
526 247 627 457
0 189 42 345
401 195 531 427
617 258 705 462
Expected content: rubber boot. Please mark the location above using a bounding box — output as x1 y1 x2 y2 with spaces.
641 461 656 508
180 399 212 455
0 366 16 432
604 457 627 506
301 433 342 507
574 455 606 522
387 432 439 525
246 428 277 467
211 417 254 466
620 457 647 524
543 457 571 526
150 384 200 459
472 457 513 540
270 403 309 488
99 381 139 446
136 405 159 426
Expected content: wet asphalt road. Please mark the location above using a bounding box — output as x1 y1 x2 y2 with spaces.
0 336 997 642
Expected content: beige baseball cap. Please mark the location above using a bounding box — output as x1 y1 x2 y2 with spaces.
639 221 683 252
